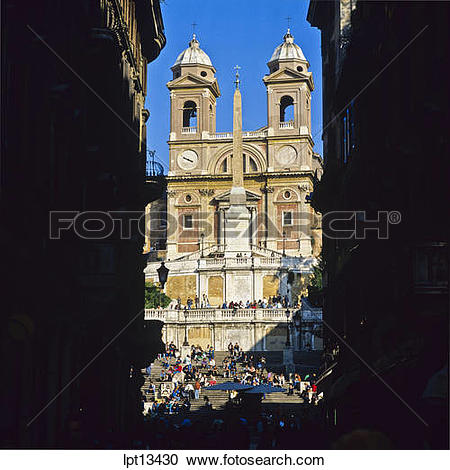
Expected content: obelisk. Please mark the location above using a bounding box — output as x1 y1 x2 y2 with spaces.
230 67 245 199
225 66 251 255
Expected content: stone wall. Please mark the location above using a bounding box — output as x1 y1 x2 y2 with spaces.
264 325 288 350
208 275 223 306
188 326 212 348
263 274 279 298
166 274 196 304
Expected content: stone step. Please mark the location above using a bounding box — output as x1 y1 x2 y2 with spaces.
140 352 314 411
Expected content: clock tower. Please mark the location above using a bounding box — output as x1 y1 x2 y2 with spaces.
167 34 221 177
263 29 315 172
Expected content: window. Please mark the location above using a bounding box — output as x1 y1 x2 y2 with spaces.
283 190 292 200
413 243 448 293
182 101 197 128
220 157 228 173
220 154 258 174
280 95 294 122
183 214 193 229
297 66 303 72
185 194 192 203
282 211 293 226
201 71 207 77
342 101 356 163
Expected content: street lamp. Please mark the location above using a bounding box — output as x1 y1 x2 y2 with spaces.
200 232 205 258
285 308 291 347
156 261 169 308
182 307 189 346
282 230 286 257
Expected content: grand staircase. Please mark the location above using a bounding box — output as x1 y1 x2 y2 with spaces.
141 350 321 417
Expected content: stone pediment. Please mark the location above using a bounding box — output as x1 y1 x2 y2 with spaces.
263 67 314 89
214 189 261 203
167 73 221 96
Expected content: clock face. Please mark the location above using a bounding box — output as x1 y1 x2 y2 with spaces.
177 150 198 171
276 145 297 166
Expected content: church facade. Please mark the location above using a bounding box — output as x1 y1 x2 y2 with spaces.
145 30 322 309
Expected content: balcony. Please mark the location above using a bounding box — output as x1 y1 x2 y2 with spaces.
210 132 233 139
208 130 268 140
144 308 290 323
279 121 294 129
197 257 283 270
181 127 197 134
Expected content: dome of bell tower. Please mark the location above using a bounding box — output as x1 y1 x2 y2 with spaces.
267 29 308 72
173 34 213 67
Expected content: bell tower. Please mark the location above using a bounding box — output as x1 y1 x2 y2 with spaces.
167 35 220 146
263 29 315 171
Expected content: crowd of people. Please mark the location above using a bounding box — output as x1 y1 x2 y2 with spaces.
142 342 321 419
221 295 293 310
161 294 297 310
138 405 327 449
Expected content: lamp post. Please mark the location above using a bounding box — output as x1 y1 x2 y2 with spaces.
282 230 286 257
285 308 291 347
156 261 169 308
293 310 302 350
182 307 189 346
200 232 205 258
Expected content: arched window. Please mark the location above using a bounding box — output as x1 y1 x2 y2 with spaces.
243 154 259 173
220 156 228 173
280 95 294 122
218 154 259 174
209 104 214 130
183 101 197 128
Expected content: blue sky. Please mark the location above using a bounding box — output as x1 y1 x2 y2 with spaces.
146 0 322 171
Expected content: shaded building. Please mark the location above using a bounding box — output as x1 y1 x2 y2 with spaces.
1 0 165 447
308 1 449 448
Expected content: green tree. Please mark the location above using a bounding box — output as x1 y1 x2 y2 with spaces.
307 255 324 307
144 281 171 308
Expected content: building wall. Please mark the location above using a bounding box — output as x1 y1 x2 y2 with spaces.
156 32 323 262
308 0 449 448
166 274 197 304
1 0 166 448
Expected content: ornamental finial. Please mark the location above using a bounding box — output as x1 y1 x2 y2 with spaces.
234 65 241 89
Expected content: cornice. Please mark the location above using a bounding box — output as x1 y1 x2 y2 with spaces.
168 135 313 147
166 170 315 183
109 0 143 93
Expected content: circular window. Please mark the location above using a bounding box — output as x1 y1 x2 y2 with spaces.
201 71 207 77
283 190 292 200
297 66 303 72
185 194 192 203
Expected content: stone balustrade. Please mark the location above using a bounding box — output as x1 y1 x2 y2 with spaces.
198 257 284 269
301 310 323 322
197 256 313 270
144 308 291 323
209 132 233 139
208 130 268 140
181 126 197 134
279 121 294 129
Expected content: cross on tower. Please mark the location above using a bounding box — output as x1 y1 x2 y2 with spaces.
286 16 292 30
191 22 198 36
234 65 241 89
